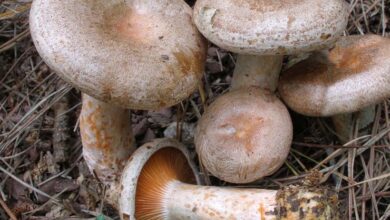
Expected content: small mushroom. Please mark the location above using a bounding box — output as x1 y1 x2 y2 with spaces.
119 138 341 220
195 87 292 183
278 35 390 141
30 0 206 110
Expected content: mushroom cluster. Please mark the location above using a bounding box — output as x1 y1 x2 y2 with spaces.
28 0 369 219
192 0 349 183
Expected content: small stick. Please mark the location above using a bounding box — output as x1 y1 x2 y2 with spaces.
52 85 70 163
0 198 18 220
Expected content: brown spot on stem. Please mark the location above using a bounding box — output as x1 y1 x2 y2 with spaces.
258 203 266 220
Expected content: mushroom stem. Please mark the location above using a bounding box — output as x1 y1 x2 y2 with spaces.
80 94 135 184
164 182 339 219
165 182 277 219
332 106 376 143
230 55 283 92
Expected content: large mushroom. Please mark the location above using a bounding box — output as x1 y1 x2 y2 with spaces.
30 0 206 110
192 0 349 183
119 138 341 220
194 0 349 91
278 35 390 142
29 0 207 206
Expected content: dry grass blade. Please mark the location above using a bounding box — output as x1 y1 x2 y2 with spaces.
0 29 29 53
0 165 60 204
0 2 31 21
0 84 72 154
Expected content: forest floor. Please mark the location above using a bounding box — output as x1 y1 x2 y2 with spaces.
0 0 389 219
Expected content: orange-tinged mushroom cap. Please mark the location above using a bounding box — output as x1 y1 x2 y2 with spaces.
30 0 206 110
278 35 390 116
195 87 293 183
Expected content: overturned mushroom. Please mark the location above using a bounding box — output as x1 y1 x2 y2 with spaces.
278 35 390 141
119 138 340 220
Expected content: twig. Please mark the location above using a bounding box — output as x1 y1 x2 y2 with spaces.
52 87 70 163
0 198 17 220
0 165 60 204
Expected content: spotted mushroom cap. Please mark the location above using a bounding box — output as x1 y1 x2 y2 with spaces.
195 87 293 183
119 138 200 220
30 0 206 110
278 35 390 117
193 0 349 55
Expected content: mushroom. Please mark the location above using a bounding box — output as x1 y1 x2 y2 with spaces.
119 138 341 220
30 0 206 110
278 35 390 142
193 0 349 92
195 87 292 183
30 0 207 205
192 0 349 183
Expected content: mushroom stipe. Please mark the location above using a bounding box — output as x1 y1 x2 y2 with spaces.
80 94 135 184
120 138 341 220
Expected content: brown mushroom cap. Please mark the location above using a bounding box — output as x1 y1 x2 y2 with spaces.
195 87 292 183
30 0 206 110
193 0 348 55
278 35 390 117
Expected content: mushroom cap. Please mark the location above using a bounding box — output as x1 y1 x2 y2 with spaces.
30 0 206 110
119 138 200 220
195 87 293 183
278 35 390 117
193 0 349 55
